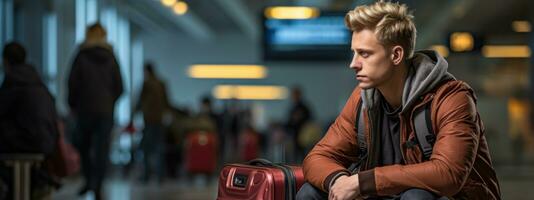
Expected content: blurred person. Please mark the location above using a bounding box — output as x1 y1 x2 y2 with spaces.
68 23 123 200
185 96 218 133
296 1 500 200
286 86 313 164
297 122 322 155
181 98 219 178
134 62 170 183
200 96 219 124
240 130 259 161
268 121 287 163
507 97 530 164
0 42 59 199
220 99 242 163
200 96 225 159
164 106 189 178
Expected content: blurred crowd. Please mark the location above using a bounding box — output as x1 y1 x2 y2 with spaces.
0 23 327 200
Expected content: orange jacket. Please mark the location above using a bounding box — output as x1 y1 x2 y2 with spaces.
303 81 500 199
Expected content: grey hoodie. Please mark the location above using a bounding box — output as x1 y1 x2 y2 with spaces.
361 50 456 112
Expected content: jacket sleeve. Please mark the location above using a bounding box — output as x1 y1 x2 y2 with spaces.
0 87 16 117
67 54 81 112
302 87 361 192
162 82 171 110
111 54 124 102
133 82 147 115
358 85 481 197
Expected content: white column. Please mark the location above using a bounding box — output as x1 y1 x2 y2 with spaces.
5 0 13 41
75 0 86 43
0 0 3 86
115 15 131 125
42 13 58 96
86 0 98 25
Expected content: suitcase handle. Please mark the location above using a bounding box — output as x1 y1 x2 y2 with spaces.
247 158 274 167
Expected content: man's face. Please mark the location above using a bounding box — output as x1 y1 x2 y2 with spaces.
350 29 395 89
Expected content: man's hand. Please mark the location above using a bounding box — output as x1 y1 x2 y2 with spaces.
329 174 362 200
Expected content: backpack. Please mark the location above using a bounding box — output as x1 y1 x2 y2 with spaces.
353 99 436 170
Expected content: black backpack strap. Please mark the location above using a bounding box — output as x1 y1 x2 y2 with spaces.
356 101 367 160
413 104 436 160
348 99 367 173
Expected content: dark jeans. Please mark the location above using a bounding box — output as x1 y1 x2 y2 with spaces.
140 124 164 182
296 182 449 200
77 115 113 192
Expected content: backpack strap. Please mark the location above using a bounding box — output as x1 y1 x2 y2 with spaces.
353 96 436 168
348 99 367 173
413 104 436 160
356 101 367 160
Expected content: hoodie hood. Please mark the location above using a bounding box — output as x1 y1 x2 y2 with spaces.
2 64 44 88
80 38 113 51
76 42 116 67
361 50 456 112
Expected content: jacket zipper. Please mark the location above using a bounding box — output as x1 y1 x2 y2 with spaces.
364 109 373 170
398 116 407 163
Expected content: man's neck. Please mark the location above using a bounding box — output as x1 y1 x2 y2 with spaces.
377 62 409 109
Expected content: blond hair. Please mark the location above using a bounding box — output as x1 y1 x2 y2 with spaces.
85 23 107 43
345 1 416 59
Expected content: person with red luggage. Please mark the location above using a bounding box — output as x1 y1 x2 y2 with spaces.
184 97 219 175
134 62 170 183
296 1 500 200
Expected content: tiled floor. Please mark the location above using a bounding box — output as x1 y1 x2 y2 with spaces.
52 175 218 200
51 165 534 200
496 165 534 200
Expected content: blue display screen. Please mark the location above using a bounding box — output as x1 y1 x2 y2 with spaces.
263 12 351 61
266 16 350 45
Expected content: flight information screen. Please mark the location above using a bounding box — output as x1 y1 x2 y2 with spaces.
263 12 351 61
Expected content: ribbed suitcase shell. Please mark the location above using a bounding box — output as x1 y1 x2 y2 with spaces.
217 160 304 200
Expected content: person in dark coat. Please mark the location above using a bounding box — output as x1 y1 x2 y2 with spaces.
0 42 58 154
0 42 59 200
286 86 313 163
135 63 169 183
68 23 123 200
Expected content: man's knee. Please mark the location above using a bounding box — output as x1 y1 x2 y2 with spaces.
400 188 444 200
296 182 328 200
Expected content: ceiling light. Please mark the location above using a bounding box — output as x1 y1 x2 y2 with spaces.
512 21 531 33
450 32 474 52
213 85 288 100
161 0 176 7
264 6 320 19
188 65 267 79
173 1 188 15
430 45 449 57
482 45 531 58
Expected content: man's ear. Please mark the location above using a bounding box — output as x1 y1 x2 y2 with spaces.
391 45 404 65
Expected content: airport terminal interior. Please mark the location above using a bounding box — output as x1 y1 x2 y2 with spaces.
1 0 534 199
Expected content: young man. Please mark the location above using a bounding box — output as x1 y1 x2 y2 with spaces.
296 1 500 200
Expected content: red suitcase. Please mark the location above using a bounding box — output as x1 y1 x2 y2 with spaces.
217 159 304 200
184 131 217 174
